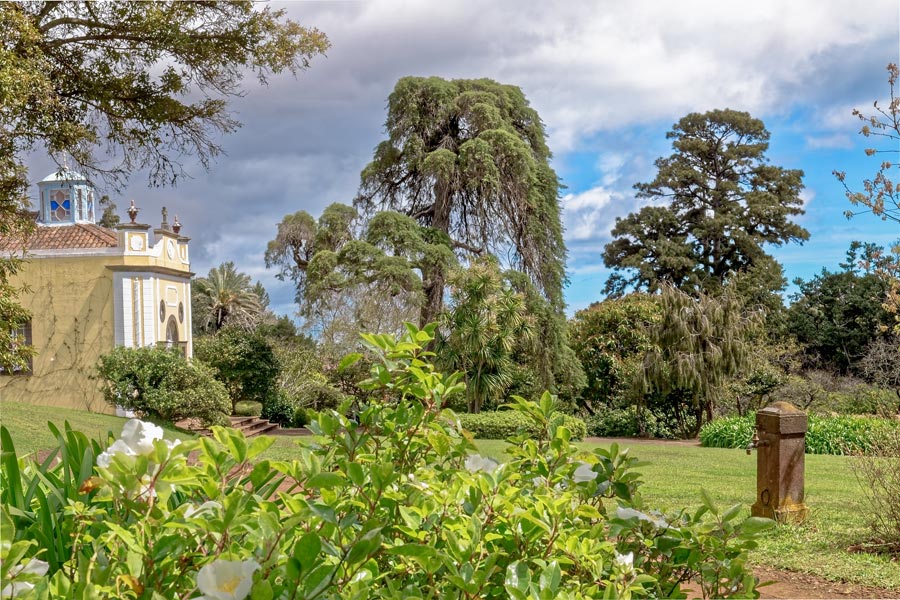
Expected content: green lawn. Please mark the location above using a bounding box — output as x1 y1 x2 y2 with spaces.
475 438 900 590
0 400 191 455
2 400 897 589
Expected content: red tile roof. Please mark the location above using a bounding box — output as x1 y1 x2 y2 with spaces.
0 223 118 251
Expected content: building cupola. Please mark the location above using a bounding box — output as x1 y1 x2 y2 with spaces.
37 167 97 225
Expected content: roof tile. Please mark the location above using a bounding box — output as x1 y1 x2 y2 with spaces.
0 223 118 251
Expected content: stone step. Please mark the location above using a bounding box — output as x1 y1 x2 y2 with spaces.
191 416 281 438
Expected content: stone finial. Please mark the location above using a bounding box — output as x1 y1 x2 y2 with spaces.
127 199 139 224
172 215 182 234
161 206 170 231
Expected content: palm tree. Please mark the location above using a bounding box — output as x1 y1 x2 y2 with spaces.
193 262 264 333
438 258 533 413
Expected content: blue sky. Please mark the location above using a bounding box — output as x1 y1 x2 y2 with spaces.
25 0 900 319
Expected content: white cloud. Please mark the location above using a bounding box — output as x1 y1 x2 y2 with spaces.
23 0 899 315
805 134 854 150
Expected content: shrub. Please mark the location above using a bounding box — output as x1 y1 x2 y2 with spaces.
459 409 587 441
585 406 680 439
234 401 263 417
291 406 317 428
2 324 772 599
700 414 900 455
96 346 230 426
297 382 346 411
260 389 294 426
854 427 900 547
194 327 280 411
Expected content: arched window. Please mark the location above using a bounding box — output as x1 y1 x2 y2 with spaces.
76 189 83 220
165 317 179 349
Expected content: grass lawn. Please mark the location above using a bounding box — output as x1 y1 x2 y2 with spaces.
2 400 897 589
0 400 191 456
474 438 900 590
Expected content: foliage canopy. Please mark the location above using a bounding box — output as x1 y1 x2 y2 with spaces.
356 77 567 322
603 109 808 297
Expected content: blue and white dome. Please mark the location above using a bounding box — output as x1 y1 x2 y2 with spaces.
37 168 97 225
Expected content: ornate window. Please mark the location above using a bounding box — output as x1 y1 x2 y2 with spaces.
178 302 184 323
87 192 95 221
49 190 71 222
75 189 83 220
159 300 166 323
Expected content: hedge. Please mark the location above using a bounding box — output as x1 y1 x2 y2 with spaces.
458 410 587 441
700 414 900 455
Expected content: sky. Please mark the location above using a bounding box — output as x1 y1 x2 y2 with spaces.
25 0 900 319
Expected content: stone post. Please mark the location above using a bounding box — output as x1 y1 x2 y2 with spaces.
750 401 809 524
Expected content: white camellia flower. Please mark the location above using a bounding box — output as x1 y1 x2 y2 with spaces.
573 461 597 483
614 551 634 571
0 558 49 598
97 418 179 467
195 559 260 600
464 454 499 474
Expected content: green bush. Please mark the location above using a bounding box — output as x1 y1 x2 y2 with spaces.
2 324 772 599
297 383 346 411
260 389 294 426
234 401 263 417
194 327 280 411
291 406 317 428
96 346 230 426
459 409 587 441
700 414 900 455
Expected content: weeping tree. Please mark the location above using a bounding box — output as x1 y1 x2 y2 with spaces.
641 283 761 436
356 77 567 324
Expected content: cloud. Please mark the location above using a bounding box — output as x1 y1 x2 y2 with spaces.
22 0 900 317
805 134 854 150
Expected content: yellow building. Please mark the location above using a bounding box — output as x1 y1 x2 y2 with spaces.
0 169 193 413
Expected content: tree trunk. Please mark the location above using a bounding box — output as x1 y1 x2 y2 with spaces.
419 181 453 326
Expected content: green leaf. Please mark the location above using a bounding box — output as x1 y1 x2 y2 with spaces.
293 533 322 570
307 472 347 489
346 462 365 486
250 580 274 600
504 561 532 600
700 488 718 515
338 353 363 373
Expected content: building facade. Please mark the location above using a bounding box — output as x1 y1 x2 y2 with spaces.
0 168 193 413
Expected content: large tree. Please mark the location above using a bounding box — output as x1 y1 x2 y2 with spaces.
603 109 809 297
1 1 328 369
356 77 567 324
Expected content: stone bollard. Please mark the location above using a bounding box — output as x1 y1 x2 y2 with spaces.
747 401 809 524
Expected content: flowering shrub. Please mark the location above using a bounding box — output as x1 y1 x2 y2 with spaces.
1 325 772 599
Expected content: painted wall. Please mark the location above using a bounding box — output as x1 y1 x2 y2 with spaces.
0 255 116 412
0 230 193 413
